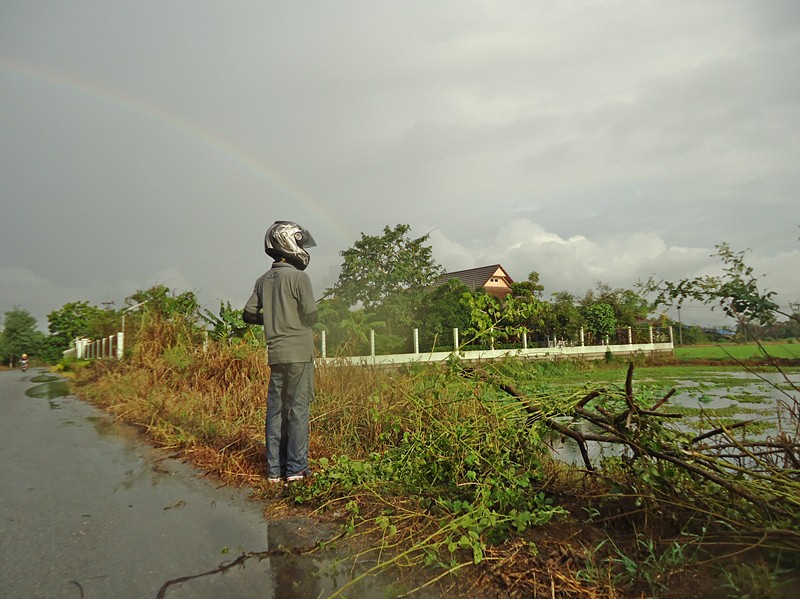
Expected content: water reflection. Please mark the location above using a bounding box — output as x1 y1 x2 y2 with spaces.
163 517 442 599
18 375 440 598
551 371 799 466
25 380 70 399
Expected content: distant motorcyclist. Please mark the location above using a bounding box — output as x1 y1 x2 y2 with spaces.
20 353 29 372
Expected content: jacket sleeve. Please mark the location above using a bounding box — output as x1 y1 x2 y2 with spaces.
297 273 318 327
243 281 264 325
243 309 263 325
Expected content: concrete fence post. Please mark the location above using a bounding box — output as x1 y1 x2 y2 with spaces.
649 326 654 344
117 332 124 359
413 328 419 354
370 329 375 357
453 328 459 352
580 327 585 346
320 330 327 359
628 326 632 345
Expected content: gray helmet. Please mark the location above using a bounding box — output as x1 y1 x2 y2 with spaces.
264 221 316 270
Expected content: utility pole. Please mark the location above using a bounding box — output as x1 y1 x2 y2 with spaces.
121 300 149 351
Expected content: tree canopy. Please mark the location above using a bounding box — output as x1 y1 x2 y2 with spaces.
642 243 790 331
416 279 474 350
580 282 652 327
48 301 107 347
327 224 444 310
1 307 45 362
127 285 201 321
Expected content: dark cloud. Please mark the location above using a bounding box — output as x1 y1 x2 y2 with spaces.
2 1 798 330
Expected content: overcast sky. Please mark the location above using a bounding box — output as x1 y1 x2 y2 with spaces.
2 1 798 332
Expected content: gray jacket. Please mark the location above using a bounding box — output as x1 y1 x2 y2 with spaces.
244 262 318 364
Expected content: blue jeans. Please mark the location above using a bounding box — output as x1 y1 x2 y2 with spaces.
265 361 315 478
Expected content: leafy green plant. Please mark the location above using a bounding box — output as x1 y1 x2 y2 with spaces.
200 301 262 345
577 534 693 595
294 365 568 591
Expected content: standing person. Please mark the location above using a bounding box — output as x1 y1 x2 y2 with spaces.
243 221 318 484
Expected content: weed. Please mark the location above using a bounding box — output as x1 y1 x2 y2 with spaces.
719 559 797 599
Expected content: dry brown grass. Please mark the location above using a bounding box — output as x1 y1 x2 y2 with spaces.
312 360 416 459
75 318 409 491
77 318 270 486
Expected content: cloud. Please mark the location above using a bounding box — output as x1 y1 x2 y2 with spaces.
428 219 798 326
1 2 798 333
0 266 84 330
0 264 198 331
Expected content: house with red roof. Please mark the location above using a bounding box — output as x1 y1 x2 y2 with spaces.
434 264 515 299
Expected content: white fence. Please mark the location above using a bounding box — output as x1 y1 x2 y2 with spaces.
318 326 674 367
63 325 674 368
63 332 125 360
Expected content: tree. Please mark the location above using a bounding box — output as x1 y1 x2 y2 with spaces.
47 301 108 352
581 303 617 343
641 243 794 338
510 271 545 299
127 285 200 322
581 282 652 327
461 292 542 348
323 224 444 347
1 307 45 363
545 291 582 342
337 308 387 355
327 224 444 310
201 301 259 343
416 279 475 350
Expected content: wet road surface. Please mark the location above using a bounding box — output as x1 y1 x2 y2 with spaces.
0 370 422 599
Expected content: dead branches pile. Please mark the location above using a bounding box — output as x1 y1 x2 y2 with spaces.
467 362 800 553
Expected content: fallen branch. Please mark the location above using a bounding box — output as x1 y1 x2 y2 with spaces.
155 532 345 599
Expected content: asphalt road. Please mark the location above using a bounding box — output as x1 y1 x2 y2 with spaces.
0 369 336 599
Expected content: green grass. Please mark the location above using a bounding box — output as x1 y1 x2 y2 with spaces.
673 343 800 361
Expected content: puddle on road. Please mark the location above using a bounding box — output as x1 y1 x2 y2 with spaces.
156 504 445 599
161 543 433 599
25 376 71 408
18 374 445 598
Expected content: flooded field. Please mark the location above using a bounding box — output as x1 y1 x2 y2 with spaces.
551 368 800 465
666 371 799 437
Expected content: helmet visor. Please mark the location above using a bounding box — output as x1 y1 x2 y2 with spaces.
297 228 316 248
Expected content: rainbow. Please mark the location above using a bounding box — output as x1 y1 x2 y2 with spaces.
1 60 353 244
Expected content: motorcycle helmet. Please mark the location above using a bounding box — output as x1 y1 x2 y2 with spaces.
22 353 28 359
264 221 316 270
